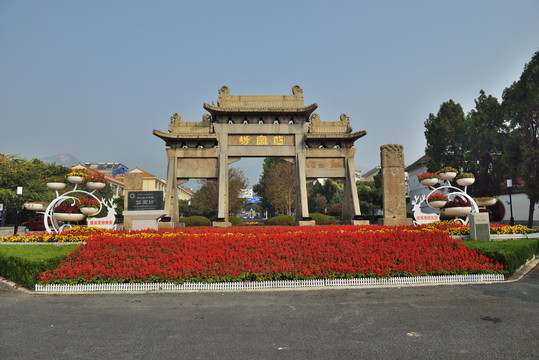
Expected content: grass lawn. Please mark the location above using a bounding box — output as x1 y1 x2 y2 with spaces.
0 244 79 289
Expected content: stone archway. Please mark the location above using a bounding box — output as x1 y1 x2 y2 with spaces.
153 85 367 227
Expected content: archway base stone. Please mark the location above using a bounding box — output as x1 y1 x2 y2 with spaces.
378 218 413 226
212 221 232 228
343 220 370 226
291 220 316 227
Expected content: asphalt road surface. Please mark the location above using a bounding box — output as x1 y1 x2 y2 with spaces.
1 267 537 360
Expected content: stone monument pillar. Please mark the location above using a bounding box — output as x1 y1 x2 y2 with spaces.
378 144 413 226
123 173 168 231
469 212 490 241
123 173 143 230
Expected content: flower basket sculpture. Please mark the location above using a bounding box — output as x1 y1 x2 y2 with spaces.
46 176 67 191
417 172 440 187
438 166 458 180
66 171 87 185
29 172 115 234
413 166 479 225
54 204 85 222
79 197 100 216
24 202 46 211
440 197 472 217
455 173 475 187
84 173 108 190
474 197 497 207
427 193 448 208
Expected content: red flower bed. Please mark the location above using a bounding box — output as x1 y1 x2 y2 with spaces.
38 226 504 285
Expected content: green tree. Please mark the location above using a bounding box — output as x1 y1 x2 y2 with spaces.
424 100 468 172
253 158 293 215
191 167 248 219
265 160 296 215
356 173 382 220
308 178 343 215
465 90 507 197
502 50 539 227
0 155 70 224
501 137 523 181
309 193 328 214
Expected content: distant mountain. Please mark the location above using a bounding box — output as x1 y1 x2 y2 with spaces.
41 153 80 167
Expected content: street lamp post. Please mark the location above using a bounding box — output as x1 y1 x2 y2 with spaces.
507 179 515 226
14 186 23 235
188 200 191 217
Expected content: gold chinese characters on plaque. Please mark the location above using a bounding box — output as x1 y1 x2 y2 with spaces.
229 135 294 146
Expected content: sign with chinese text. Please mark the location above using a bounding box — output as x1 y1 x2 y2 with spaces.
247 197 260 204
229 135 294 146
87 218 115 229
127 191 164 211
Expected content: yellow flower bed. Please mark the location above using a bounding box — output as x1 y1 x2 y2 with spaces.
489 224 536 234
0 233 87 243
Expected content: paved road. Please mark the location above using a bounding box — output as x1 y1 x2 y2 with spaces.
1 267 537 360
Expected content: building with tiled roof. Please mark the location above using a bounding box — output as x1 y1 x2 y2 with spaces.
114 168 166 193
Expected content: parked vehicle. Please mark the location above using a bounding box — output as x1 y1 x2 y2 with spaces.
21 215 59 231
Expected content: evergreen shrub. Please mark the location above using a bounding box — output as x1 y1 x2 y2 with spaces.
229 216 243 225
309 213 336 224
179 216 212 227
462 238 539 274
265 215 294 225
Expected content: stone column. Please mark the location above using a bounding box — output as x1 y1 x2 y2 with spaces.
343 151 369 225
164 149 179 226
123 173 143 230
293 131 315 226
378 144 413 226
214 125 231 227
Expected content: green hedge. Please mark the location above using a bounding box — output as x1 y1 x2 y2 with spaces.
309 213 336 224
265 215 295 225
462 238 539 274
179 216 212 227
229 216 243 225
0 245 78 289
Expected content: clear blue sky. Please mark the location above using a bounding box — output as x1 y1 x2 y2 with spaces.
1 0 538 187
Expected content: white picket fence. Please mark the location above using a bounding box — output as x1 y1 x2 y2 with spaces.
35 274 504 293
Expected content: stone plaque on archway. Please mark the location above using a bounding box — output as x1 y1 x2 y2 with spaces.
153 86 367 227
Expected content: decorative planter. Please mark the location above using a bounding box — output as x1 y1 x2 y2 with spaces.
47 182 66 191
475 197 497 207
456 178 475 186
440 207 472 217
24 202 45 211
428 200 447 209
420 178 439 187
87 182 106 190
80 207 99 216
54 213 85 222
439 172 457 180
67 176 84 185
